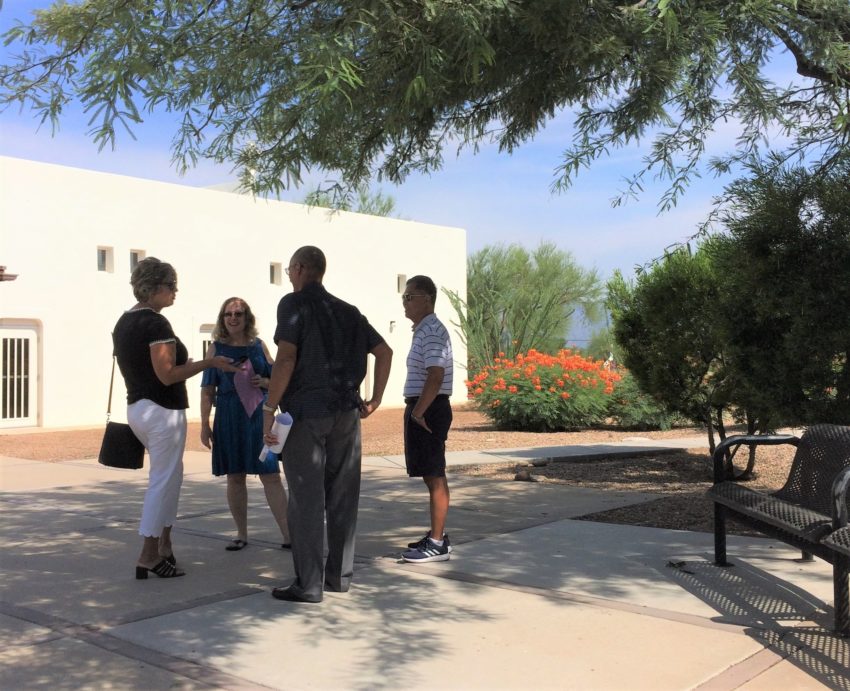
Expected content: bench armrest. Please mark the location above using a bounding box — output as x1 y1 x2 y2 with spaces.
712 433 800 484
833 466 850 529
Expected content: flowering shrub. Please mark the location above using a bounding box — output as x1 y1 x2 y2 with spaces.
466 349 621 431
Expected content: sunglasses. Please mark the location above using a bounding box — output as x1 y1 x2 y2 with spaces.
224 311 245 318
402 293 429 302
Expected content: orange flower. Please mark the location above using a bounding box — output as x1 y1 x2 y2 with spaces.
561 392 570 399
508 385 518 393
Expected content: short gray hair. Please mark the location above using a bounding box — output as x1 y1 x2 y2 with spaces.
130 257 176 302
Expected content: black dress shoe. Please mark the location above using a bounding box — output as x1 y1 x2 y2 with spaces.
324 581 350 593
271 586 321 603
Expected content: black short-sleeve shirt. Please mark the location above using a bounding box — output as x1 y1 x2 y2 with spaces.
113 308 189 410
273 282 384 419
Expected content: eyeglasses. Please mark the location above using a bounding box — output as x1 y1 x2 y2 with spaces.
285 263 301 276
224 311 245 318
402 293 429 302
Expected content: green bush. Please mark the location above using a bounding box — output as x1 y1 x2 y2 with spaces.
605 371 684 430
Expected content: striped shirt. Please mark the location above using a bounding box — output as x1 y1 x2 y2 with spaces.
404 313 453 397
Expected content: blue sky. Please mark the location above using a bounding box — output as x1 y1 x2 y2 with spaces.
0 2 798 282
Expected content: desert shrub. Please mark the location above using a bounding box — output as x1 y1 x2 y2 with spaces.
466 349 620 431
606 370 684 430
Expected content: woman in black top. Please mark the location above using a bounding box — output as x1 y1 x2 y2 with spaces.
114 257 235 579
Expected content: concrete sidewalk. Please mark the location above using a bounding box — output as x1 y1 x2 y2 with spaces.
0 439 846 690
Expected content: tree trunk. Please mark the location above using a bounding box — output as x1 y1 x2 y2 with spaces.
705 407 716 454
712 406 735 478
737 413 757 480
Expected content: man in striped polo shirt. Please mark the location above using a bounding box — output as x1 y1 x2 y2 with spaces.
400 275 454 563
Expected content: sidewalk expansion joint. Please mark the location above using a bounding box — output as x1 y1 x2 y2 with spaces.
371 558 775 636
0 595 275 691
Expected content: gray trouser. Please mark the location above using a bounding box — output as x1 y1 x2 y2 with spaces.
281 408 361 600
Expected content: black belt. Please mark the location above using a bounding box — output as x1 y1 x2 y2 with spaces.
404 394 449 405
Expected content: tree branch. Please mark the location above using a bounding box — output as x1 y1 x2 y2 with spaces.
774 26 843 85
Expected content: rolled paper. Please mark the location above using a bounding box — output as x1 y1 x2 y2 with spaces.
259 412 293 461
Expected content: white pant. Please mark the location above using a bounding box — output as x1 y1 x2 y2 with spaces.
127 399 186 537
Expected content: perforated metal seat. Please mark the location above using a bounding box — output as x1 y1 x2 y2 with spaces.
824 526 850 558
708 424 850 636
709 481 833 542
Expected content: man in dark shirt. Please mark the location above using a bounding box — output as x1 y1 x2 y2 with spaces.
263 246 392 602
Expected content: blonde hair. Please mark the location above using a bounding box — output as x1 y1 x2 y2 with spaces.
211 297 259 342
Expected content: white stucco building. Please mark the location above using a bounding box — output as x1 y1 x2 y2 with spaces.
0 156 467 429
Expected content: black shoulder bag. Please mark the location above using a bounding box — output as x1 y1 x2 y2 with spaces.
97 357 145 469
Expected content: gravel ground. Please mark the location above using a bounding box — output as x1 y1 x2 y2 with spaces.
453 446 796 536
0 405 796 535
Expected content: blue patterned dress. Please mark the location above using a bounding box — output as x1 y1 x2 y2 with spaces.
201 339 278 476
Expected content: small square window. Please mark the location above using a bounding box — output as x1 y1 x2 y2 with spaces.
270 262 282 285
130 250 145 271
97 246 114 273
397 274 407 293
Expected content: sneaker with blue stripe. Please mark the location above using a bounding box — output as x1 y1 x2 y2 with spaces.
401 537 450 563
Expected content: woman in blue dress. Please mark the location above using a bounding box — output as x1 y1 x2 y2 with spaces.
200 297 291 550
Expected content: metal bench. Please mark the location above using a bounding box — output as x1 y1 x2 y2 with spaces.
707 424 850 636
824 526 850 558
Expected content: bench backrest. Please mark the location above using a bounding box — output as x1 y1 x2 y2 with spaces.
774 424 850 515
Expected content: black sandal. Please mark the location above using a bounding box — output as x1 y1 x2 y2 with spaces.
225 539 248 551
136 559 185 579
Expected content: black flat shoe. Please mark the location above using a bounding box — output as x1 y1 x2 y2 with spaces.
271 586 321 603
136 559 185 579
225 539 248 551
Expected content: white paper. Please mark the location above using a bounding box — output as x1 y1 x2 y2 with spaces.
259 412 293 461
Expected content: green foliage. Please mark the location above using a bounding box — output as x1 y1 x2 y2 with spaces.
584 326 619 364
608 160 850 442
467 349 620 432
2 1 848 205
607 246 727 446
605 370 683 431
444 242 601 373
304 183 398 217
708 161 850 427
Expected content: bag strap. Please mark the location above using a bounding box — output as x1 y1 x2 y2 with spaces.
106 356 116 423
